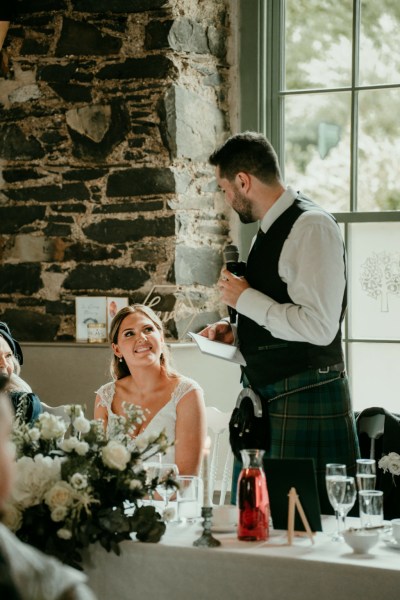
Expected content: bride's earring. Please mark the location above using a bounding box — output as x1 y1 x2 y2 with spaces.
119 357 123 363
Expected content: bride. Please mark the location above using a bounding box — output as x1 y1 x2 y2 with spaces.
94 304 206 476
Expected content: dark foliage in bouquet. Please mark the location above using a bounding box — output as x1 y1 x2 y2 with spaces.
3 404 176 569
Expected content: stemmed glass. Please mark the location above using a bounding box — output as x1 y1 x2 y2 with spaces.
155 463 179 510
336 476 357 538
326 463 347 541
356 459 376 491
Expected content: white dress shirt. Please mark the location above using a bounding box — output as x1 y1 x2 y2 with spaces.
236 186 346 346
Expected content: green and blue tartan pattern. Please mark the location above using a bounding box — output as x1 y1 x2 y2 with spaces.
234 369 360 515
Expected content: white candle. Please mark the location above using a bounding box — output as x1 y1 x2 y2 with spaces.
203 436 211 507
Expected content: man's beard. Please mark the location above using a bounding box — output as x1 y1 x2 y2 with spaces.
232 188 256 224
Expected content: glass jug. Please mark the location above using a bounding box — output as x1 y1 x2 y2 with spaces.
237 449 270 541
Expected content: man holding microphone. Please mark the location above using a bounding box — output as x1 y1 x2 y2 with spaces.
200 131 359 513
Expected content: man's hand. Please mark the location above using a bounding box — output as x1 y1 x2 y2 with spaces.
218 267 250 309
198 320 234 344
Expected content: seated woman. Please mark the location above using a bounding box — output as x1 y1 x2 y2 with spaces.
0 322 42 424
94 304 206 476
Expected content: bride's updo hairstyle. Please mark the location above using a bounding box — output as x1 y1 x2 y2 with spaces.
109 304 177 380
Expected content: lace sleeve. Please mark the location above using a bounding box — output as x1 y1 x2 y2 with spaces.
172 377 204 406
95 382 115 409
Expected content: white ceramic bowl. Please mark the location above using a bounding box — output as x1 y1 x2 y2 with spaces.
343 529 379 554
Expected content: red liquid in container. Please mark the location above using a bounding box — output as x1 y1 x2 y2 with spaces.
237 450 269 541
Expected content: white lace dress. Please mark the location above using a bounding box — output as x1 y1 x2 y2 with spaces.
95 376 203 464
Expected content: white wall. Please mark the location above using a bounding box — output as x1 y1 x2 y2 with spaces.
20 342 242 417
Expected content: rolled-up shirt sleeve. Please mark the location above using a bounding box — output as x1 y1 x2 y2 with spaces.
236 210 346 346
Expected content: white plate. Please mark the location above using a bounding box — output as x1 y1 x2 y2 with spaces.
382 535 400 550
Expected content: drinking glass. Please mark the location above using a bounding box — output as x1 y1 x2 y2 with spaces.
155 463 179 510
176 475 202 523
356 458 376 491
336 476 357 537
144 461 163 506
359 490 384 529
326 463 347 541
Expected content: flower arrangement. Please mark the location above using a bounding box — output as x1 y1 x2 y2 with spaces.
3 404 174 569
378 452 400 478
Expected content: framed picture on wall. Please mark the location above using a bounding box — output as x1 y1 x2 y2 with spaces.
75 297 107 342
106 297 129 333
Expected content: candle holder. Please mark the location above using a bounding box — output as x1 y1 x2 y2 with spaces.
193 506 221 548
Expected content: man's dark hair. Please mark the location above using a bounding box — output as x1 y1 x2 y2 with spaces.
209 131 282 184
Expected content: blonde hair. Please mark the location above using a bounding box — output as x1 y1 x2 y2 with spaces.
109 304 177 380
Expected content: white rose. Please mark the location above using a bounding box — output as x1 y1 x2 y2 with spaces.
45 481 74 510
73 416 91 434
28 428 41 442
57 528 72 540
70 473 88 490
75 441 89 456
102 441 131 471
11 455 62 508
388 452 400 476
39 413 67 440
163 507 175 522
2 504 23 532
378 455 390 471
59 436 79 453
51 506 68 522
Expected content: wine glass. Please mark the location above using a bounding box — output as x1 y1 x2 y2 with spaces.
336 476 357 538
155 463 179 510
326 463 347 541
356 458 376 491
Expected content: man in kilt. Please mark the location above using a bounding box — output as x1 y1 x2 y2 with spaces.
200 131 360 515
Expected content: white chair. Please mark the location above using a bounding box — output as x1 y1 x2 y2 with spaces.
357 411 385 460
41 402 70 424
205 406 233 506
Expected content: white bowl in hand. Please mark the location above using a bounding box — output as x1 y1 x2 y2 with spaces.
343 528 379 554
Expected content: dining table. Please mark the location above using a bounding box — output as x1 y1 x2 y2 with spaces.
84 514 400 600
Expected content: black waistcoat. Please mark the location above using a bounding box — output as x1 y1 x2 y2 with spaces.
238 194 346 387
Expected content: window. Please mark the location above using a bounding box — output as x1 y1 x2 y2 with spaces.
239 0 400 412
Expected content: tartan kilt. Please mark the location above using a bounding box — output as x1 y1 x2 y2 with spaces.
246 369 360 516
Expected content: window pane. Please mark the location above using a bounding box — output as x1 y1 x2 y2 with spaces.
348 223 400 340
349 342 400 413
284 92 350 211
357 88 400 211
285 0 353 90
359 2 400 86
357 89 400 211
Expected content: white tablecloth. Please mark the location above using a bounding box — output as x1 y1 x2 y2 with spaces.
84 516 400 600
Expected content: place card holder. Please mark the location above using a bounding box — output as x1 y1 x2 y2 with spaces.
287 487 315 545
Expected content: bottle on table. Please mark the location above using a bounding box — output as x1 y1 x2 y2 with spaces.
237 448 270 541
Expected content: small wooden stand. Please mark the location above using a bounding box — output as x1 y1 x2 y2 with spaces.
287 487 315 545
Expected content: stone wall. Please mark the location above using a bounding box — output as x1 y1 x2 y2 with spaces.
0 0 233 341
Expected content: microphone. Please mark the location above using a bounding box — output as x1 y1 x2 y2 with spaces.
223 244 246 323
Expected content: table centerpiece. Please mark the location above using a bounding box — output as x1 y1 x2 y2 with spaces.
2 403 174 569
